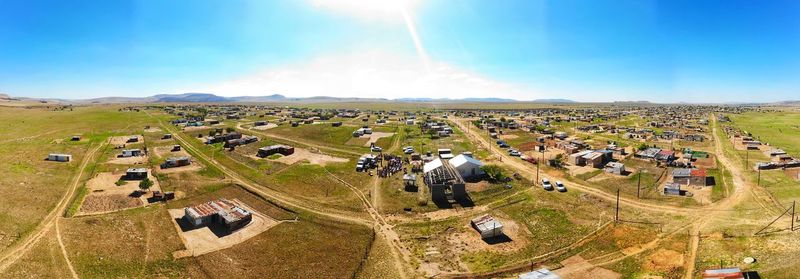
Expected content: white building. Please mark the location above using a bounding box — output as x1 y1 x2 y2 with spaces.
449 154 484 179
471 214 503 239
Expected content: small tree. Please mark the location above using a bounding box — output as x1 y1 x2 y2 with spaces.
481 164 506 182
637 143 649 151
138 178 154 192
552 154 564 168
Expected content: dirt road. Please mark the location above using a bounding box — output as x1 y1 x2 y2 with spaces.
0 142 104 274
451 117 698 215
237 122 362 156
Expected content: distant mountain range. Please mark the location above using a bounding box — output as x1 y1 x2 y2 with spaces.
5 92 798 105
7 92 578 104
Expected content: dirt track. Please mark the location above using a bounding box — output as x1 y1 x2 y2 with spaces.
0 141 104 275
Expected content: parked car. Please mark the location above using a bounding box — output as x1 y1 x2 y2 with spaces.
509 150 521 156
371 146 383 152
555 181 566 192
404 148 414 154
498 142 510 148
542 178 553 190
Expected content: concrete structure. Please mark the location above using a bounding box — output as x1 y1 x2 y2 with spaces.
125 168 148 180
48 153 72 162
470 214 503 239
423 158 467 202
604 162 625 175
257 145 295 157
183 199 252 232
438 148 454 159
121 149 142 157
161 157 191 169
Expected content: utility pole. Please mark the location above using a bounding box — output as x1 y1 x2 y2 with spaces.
615 189 620 223
637 171 642 198
745 149 749 170
792 201 796 232
758 168 761 186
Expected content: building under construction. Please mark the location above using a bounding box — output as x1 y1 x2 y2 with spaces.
183 199 253 232
423 158 467 203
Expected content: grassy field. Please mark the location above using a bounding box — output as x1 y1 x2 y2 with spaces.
0 106 152 252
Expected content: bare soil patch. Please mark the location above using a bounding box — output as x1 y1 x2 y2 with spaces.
168 200 280 257
266 148 349 166
109 135 143 146
499 134 518 140
345 137 369 146
78 171 162 215
106 155 148 165
784 167 800 181
144 127 162 133
183 126 210 132
360 132 395 147
251 123 278 130
644 249 684 271
446 217 529 254
556 255 621 279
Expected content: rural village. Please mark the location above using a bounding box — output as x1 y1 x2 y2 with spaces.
2 99 799 279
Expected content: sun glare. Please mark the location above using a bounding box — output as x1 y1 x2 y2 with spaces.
310 0 419 22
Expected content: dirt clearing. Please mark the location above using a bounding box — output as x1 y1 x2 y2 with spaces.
251 123 278 130
106 154 148 165
109 135 143 146
78 171 162 215
361 132 394 147
266 148 348 166
168 200 280 257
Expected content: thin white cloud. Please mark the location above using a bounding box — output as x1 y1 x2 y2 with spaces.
191 50 537 100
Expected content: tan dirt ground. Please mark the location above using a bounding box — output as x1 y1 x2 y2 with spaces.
109 135 143 146
251 123 278 130
144 127 162 133
644 249 684 271
78 171 161 215
446 217 529 254
265 148 349 166
168 200 280 257
182 125 210 132
556 255 621 279
153 145 191 158
361 132 395 147
106 154 148 165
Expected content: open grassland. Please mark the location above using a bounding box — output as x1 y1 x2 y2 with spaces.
730 111 800 156
61 205 189 278
0 106 151 253
720 113 800 205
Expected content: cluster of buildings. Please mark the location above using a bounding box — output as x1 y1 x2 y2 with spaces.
182 199 253 232
423 153 484 202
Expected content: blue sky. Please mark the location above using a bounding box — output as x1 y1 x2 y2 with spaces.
1 0 799 102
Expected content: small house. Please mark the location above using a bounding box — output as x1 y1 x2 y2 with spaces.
126 136 139 143
125 168 148 180
471 214 504 239
162 134 172 139
161 156 191 169
48 153 72 162
121 149 142 157
171 145 181 151
183 199 252 232
664 183 682 196
258 145 295 157
604 162 625 175
70 135 81 141
332 122 343 127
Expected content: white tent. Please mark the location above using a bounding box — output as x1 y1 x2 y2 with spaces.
449 154 484 179
423 158 444 174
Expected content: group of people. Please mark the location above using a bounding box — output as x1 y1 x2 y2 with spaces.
377 155 405 178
